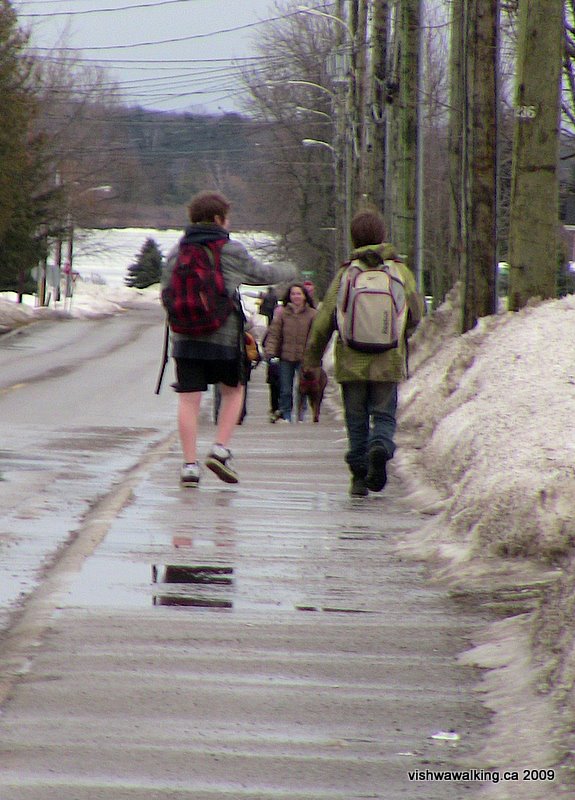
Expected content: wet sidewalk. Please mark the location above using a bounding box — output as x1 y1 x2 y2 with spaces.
0 369 489 799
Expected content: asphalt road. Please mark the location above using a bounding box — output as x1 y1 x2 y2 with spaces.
0 309 492 799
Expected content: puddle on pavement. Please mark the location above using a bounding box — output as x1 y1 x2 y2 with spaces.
61 507 390 615
62 555 375 615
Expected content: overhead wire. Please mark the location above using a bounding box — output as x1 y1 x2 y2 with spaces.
18 0 203 17
17 1 310 113
23 9 305 51
19 0 345 144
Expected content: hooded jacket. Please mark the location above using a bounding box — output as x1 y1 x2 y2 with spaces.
304 243 423 383
162 223 297 360
263 301 317 362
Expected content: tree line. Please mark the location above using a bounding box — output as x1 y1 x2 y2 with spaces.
239 0 575 325
0 0 287 296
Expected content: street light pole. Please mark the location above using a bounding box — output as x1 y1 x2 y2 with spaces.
276 79 350 266
297 4 353 38
296 5 355 265
63 184 112 304
302 138 335 151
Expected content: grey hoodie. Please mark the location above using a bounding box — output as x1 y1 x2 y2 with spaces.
162 223 297 360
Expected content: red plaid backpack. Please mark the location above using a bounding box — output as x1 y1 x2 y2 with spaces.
161 238 235 336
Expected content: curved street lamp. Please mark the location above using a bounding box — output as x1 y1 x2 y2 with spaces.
296 5 353 38
302 138 336 153
295 105 332 119
267 76 351 265
63 185 113 303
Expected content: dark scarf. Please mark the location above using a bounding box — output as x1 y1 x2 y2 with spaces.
181 222 229 246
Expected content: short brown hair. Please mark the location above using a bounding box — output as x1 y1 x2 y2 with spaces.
188 191 231 223
350 208 385 248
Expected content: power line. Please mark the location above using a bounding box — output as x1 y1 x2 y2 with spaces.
18 0 200 17
36 54 282 67
26 13 303 52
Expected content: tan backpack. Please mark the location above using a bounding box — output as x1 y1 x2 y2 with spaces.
336 258 407 353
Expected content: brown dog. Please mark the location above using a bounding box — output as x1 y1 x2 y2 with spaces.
299 368 328 423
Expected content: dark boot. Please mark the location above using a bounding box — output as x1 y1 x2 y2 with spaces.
366 447 389 492
349 469 368 497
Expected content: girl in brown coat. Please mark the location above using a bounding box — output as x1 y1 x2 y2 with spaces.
264 282 316 422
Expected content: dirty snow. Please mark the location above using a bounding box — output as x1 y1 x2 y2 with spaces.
1 236 575 793
394 287 575 795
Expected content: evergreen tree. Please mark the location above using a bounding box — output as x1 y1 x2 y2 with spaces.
0 1 57 293
125 237 164 288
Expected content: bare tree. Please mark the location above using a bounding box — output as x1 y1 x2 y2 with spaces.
240 2 342 291
33 49 123 221
420 1 450 303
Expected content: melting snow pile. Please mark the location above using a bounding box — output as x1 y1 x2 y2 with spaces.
398 289 575 565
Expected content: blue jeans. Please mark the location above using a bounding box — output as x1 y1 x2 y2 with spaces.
341 382 397 477
279 360 307 421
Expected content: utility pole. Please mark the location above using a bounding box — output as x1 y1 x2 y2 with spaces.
447 0 464 304
461 0 498 332
36 226 48 307
367 1 390 212
507 0 563 310
389 0 420 269
353 0 369 205
335 0 352 262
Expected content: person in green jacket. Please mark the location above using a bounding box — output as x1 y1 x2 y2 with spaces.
303 208 423 497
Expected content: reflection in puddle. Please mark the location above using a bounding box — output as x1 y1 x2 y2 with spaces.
152 563 234 610
153 595 233 609
296 605 374 614
152 564 234 585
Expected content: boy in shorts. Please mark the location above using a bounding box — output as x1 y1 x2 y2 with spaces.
163 191 297 485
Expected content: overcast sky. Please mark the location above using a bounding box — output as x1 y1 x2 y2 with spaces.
14 0 287 114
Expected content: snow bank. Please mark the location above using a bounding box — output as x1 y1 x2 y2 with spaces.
0 285 162 334
0 296 70 332
395 289 575 792
398 291 575 566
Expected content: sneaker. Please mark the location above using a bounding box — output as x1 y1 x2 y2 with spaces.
180 462 200 487
366 447 389 492
350 475 368 497
205 444 238 484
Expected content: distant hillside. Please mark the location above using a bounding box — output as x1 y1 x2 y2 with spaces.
90 107 280 231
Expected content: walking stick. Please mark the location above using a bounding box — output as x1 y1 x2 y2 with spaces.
155 322 170 395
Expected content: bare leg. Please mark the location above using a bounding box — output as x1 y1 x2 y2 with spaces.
178 391 202 463
215 383 245 447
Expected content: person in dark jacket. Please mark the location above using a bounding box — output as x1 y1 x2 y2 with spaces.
162 191 297 486
259 286 278 324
